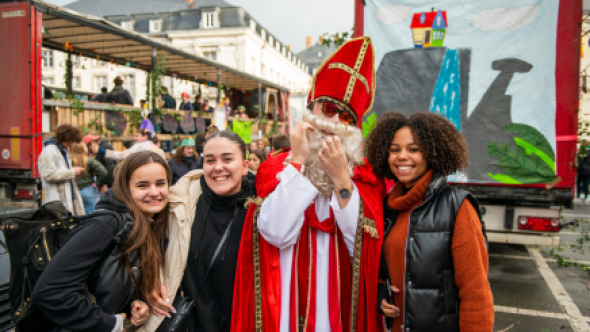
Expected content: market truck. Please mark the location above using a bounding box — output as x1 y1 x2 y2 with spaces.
355 0 581 245
0 1 44 210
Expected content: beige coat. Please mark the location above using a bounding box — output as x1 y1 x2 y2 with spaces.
139 169 204 332
38 144 85 216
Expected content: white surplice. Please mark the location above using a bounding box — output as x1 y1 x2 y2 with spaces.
258 165 359 332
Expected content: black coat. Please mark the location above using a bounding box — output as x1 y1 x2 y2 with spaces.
179 102 194 111
169 156 199 185
95 141 118 187
32 191 140 332
181 176 255 332
107 85 134 105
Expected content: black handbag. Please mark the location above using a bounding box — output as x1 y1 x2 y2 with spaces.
155 204 241 332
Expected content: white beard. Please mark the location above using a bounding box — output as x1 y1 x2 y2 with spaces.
298 110 364 197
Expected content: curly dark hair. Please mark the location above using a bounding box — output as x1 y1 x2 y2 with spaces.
55 125 82 144
365 111 469 180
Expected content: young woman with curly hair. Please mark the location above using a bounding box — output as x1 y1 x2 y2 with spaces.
366 112 494 332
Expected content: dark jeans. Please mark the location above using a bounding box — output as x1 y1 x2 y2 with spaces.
577 175 590 198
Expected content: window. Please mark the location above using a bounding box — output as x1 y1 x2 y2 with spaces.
203 51 217 61
268 35 273 45
318 51 323 58
150 19 163 33
94 76 107 91
261 64 266 78
93 59 107 67
192 84 198 96
436 15 442 27
42 76 54 85
270 68 274 81
203 12 216 28
275 41 280 51
121 20 135 30
261 29 266 41
123 74 135 101
251 57 256 75
71 55 82 69
249 19 256 32
72 76 81 89
42 50 53 68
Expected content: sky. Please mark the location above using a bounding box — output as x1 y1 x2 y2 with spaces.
42 0 355 53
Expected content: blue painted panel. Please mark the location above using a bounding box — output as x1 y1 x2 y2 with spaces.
430 49 461 130
432 11 446 30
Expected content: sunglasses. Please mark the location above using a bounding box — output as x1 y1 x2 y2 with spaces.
319 100 356 125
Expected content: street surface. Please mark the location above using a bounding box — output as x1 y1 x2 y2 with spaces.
491 203 590 332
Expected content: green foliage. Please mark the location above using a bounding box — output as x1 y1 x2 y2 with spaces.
362 113 377 139
487 124 556 184
321 28 354 48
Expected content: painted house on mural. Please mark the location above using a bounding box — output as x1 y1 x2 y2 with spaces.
410 10 448 48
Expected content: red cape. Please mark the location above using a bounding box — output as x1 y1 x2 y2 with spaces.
231 152 385 332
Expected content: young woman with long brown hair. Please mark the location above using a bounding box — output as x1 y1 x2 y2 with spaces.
33 151 171 332
70 142 108 214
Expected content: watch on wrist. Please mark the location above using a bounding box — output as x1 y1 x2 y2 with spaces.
336 185 354 199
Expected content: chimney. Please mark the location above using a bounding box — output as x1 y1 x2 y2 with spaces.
306 36 312 49
287 45 292 51
319 35 325 45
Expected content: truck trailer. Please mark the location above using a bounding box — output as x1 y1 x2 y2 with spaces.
355 0 581 246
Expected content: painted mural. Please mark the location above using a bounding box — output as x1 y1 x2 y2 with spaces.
365 0 559 184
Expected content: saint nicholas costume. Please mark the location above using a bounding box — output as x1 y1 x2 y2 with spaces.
232 37 386 332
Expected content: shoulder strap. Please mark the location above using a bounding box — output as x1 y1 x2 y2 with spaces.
74 209 128 255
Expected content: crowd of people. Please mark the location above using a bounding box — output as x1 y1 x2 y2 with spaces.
32 37 493 332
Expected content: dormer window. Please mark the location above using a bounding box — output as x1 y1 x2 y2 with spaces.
261 29 266 41
202 11 218 28
121 20 135 30
249 19 256 32
275 41 280 51
149 19 163 33
268 35 273 45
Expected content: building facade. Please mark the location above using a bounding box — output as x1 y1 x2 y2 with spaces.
42 0 311 108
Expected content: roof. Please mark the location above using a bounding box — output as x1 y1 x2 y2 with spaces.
35 0 286 91
65 0 235 17
296 43 338 66
410 11 448 29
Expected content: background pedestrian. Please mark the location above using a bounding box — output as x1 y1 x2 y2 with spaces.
70 142 108 214
179 92 194 111
38 124 85 215
248 149 265 175
107 76 133 105
168 138 199 185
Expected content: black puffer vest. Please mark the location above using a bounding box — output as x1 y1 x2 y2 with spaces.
382 173 486 332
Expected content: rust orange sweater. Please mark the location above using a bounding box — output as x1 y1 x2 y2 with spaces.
383 171 494 332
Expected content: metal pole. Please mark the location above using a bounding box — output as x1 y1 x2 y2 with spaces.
66 52 73 97
258 82 262 139
151 47 159 134
217 68 221 103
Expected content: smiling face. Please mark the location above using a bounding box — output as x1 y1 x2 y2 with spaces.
183 146 195 157
203 136 249 196
129 162 169 218
249 153 261 172
388 126 429 188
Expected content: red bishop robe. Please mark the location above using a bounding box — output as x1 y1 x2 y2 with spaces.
231 151 385 332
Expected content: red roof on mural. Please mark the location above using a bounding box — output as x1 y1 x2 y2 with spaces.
410 11 448 29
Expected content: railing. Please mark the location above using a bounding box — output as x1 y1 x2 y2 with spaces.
42 99 287 143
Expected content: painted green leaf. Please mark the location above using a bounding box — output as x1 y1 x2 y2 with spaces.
487 141 556 184
363 113 377 139
502 124 555 161
513 137 555 173
486 173 522 184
